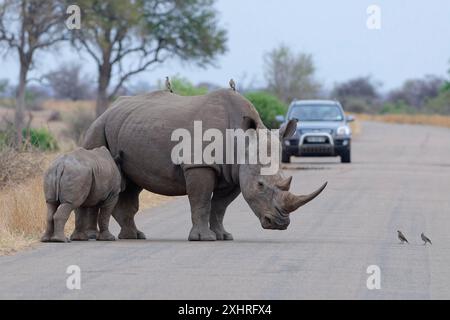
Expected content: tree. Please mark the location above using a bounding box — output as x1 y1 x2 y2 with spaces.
264 45 321 103
73 0 227 117
0 0 67 148
331 76 381 113
45 63 93 101
387 76 444 111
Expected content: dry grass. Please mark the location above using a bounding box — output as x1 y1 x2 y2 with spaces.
0 175 76 255
0 151 67 255
139 191 172 210
355 113 450 129
0 149 50 188
43 100 95 113
349 119 362 136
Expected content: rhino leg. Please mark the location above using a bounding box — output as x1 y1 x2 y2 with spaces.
113 183 145 240
185 168 217 241
41 202 58 242
96 197 118 241
85 210 99 240
210 187 240 241
50 203 74 243
70 208 92 241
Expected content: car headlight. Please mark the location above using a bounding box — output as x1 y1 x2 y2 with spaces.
336 126 351 136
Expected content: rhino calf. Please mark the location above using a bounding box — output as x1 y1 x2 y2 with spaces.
41 147 124 243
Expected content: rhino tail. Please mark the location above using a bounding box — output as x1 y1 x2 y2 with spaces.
54 162 65 203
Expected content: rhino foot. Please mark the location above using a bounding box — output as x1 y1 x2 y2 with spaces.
50 235 70 243
96 231 116 241
86 229 98 240
137 230 146 240
212 229 234 241
70 230 89 241
118 228 146 240
188 228 217 241
41 234 52 243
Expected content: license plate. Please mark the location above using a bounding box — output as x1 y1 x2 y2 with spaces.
307 136 326 143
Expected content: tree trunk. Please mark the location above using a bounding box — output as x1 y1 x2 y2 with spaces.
96 85 109 117
95 62 112 117
15 62 28 149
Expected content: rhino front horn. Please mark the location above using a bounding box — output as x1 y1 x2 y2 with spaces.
282 182 328 213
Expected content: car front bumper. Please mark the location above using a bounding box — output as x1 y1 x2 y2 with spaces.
284 134 350 157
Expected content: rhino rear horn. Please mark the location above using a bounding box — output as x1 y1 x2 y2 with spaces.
276 176 292 191
282 182 328 213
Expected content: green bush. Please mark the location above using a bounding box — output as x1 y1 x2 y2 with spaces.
22 128 58 151
244 91 287 128
380 101 415 115
425 91 450 115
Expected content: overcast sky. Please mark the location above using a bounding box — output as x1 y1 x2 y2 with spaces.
1 0 450 92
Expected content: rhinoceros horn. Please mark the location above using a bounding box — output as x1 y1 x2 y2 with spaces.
279 182 328 213
276 176 293 191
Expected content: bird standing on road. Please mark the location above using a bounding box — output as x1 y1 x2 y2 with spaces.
166 76 173 93
397 230 409 244
421 233 432 245
229 78 236 92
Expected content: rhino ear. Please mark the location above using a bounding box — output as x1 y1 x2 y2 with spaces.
280 119 298 140
242 116 257 130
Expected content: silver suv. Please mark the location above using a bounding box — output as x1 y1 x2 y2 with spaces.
278 100 354 163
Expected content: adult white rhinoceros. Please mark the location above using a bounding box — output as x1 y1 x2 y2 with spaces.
70 89 327 241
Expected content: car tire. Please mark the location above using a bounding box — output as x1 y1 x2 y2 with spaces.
282 151 291 163
340 148 351 163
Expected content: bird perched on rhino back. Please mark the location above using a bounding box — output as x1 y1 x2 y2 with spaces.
165 76 173 93
421 233 432 245
397 230 409 244
229 78 236 92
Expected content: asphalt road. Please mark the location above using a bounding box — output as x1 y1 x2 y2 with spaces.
1 121 450 300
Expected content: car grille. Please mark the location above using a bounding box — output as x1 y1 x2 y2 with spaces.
300 145 334 154
299 129 333 135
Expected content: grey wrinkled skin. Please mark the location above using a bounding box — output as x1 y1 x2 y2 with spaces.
41 147 123 243
75 89 327 241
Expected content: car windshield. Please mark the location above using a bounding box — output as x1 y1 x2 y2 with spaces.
289 104 344 121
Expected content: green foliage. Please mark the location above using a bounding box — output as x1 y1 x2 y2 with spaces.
380 101 415 115
170 77 208 96
425 90 450 115
245 91 287 129
22 128 58 151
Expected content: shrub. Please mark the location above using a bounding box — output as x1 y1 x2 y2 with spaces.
244 91 287 128
64 108 96 145
22 128 58 151
380 101 415 115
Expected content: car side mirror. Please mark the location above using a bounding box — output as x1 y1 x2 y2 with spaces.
346 115 355 123
275 115 285 123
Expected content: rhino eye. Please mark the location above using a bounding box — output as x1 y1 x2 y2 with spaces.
258 181 264 188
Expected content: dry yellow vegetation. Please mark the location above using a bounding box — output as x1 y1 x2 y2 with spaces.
355 113 450 129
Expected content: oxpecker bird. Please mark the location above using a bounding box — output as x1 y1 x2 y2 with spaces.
397 230 409 244
421 233 432 245
229 78 236 92
165 76 173 93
